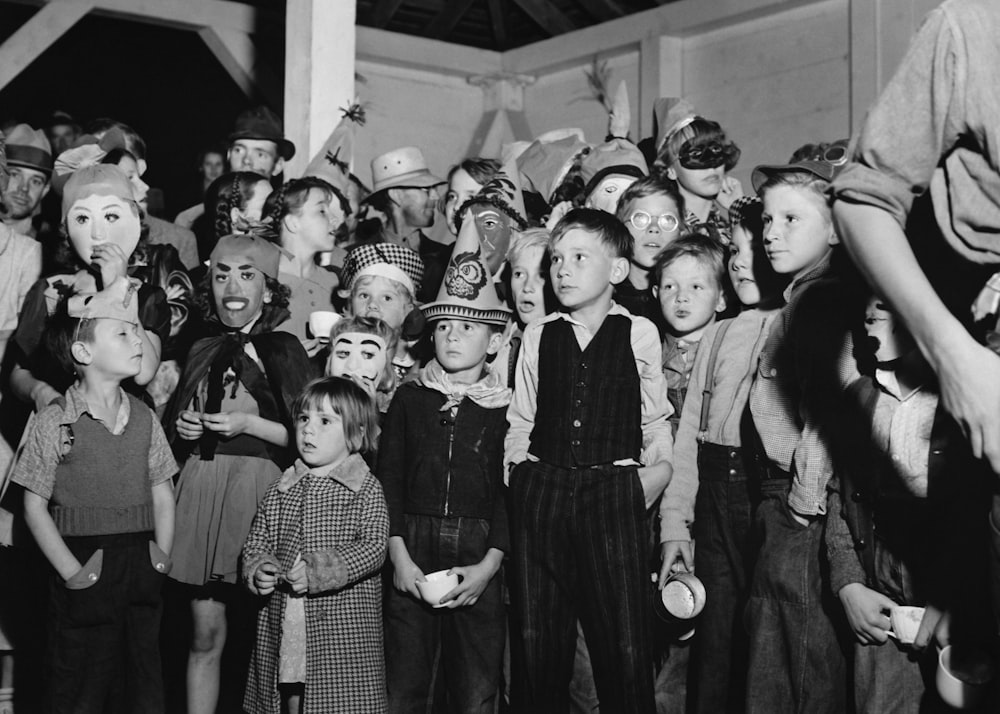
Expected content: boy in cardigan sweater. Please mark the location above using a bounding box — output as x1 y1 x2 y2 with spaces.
505 208 672 713
13 277 176 714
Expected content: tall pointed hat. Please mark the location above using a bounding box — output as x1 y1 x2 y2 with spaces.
304 103 365 196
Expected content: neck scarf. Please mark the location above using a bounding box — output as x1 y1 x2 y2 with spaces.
417 359 511 412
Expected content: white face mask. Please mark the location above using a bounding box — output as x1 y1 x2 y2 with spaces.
326 332 389 392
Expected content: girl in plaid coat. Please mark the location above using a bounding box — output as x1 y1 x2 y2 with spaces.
242 377 389 714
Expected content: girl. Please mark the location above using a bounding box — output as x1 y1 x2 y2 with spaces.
166 233 314 714
242 376 388 714
324 315 398 412
195 171 274 263
442 157 501 236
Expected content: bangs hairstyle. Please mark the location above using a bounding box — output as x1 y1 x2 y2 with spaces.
349 273 414 308
327 315 399 395
756 169 833 212
614 176 685 225
656 117 727 170
550 207 633 260
293 377 381 455
650 232 727 292
45 301 98 377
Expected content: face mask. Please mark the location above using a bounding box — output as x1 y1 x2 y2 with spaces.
678 140 741 171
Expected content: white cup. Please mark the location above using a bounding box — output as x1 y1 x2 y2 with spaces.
308 310 340 341
936 645 996 710
415 569 459 608
888 605 925 645
659 572 707 620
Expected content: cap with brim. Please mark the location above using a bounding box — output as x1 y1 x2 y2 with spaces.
5 123 53 175
341 242 424 297
751 160 838 195
229 106 295 161
209 233 283 280
367 146 444 196
67 276 141 325
580 138 648 197
421 216 512 327
61 164 135 220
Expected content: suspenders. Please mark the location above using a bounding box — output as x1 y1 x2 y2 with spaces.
698 319 734 438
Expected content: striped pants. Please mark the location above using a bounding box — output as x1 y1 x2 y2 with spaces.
508 461 655 714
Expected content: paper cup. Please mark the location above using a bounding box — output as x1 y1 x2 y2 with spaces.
415 569 459 608
936 645 996 710
308 310 340 341
889 606 924 645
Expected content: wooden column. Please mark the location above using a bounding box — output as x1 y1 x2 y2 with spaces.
466 73 535 158
0 0 94 92
284 0 355 178
638 34 682 139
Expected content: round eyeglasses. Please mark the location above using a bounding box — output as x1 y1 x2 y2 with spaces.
628 211 680 232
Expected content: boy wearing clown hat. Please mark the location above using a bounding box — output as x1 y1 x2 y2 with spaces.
378 217 512 712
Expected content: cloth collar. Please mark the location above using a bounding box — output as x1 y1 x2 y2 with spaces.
61 383 131 434
782 251 832 303
663 333 700 356
278 453 370 494
540 301 630 331
417 358 511 412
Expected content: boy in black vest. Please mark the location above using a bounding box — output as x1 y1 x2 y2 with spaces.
505 208 673 713
13 277 176 714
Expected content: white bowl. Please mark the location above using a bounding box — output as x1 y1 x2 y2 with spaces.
936 645 996 710
415 569 459 608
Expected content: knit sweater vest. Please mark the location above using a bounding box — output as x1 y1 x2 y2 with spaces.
50 394 154 536
530 314 641 467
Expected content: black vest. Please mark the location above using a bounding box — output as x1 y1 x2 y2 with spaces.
530 315 641 467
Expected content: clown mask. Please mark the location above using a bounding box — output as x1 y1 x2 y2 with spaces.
326 331 389 395
585 175 638 214
66 193 141 265
211 259 271 329
470 203 512 276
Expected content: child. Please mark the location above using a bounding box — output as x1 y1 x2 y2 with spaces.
744 154 855 712
166 233 314 714
505 208 672 713
613 176 685 328
658 197 782 714
196 171 273 262
442 158 501 236
13 277 177 714
379 217 512 712
325 315 398 412
827 296 993 713
242 377 389 714
263 177 346 353
653 233 727 433
496 227 552 388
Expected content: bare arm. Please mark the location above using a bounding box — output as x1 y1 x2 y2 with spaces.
151 480 175 556
10 364 61 412
200 412 289 447
23 491 80 580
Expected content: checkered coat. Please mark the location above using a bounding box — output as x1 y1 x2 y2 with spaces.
241 454 389 714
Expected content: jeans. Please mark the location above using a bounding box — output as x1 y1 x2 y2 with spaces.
385 514 505 714
744 489 847 714
45 531 167 714
509 461 655 714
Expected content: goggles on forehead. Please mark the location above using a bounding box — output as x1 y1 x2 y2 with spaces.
678 140 741 170
820 142 848 166
628 210 680 233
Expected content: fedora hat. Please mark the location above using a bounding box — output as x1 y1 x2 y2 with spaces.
5 123 53 176
229 106 295 161
369 146 444 195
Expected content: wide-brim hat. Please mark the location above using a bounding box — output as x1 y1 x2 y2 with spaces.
421 216 512 327
68 276 141 325
517 134 589 203
5 123 53 176
210 233 283 280
340 242 424 298
580 137 648 197
368 146 444 195
303 104 365 196
751 160 840 194
229 106 295 161
654 97 698 152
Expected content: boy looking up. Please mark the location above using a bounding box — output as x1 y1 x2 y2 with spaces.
13 277 177 714
505 208 672 713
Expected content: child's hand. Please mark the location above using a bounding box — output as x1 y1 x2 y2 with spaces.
658 540 694 586
637 462 672 510
176 410 204 440
392 559 425 599
91 242 130 287
441 549 503 608
913 604 950 651
716 175 745 210
254 562 279 596
284 558 308 595
201 411 250 439
837 582 894 645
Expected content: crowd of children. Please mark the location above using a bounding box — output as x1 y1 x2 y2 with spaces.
1 2 1000 712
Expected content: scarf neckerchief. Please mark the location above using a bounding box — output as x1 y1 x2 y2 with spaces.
416 359 511 412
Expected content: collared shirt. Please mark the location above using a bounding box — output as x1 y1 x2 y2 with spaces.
870 370 938 497
662 334 700 392
831 0 1000 265
684 204 731 246
660 308 777 542
0 223 41 356
504 303 673 477
12 384 177 500
748 254 860 515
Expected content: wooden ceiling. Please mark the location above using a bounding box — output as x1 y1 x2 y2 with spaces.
355 0 675 51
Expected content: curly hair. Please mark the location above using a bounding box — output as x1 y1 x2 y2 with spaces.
203 171 270 241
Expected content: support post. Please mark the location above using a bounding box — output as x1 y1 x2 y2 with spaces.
0 0 94 92
638 34 682 140
465 73 535 159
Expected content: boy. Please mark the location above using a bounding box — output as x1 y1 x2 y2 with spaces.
379 218 512 713
13 277 176 714
652 233 728 434
496 227 551 388
506 208 672 713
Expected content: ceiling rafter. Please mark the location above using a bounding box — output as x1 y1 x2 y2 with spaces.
575 0 626 23
370 0 406 29
486 0 506 50
510 0 577 37
424 0 477 40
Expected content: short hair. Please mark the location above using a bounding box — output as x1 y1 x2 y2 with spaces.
292 376 381 455
507 227 550 264
649 232 727 292
656 117 728 171
327 315 399 395
45 303 97 377
447 157 501 187
550 207 632 260
263 176 347 238
349 273 414 309
614 176 686 225
87 118 146 161
756 170 832 210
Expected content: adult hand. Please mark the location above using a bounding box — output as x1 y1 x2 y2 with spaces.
913 604 950 651
254 563 279 596
200 411 250 439
838 582 894 645
658 540 694 586
91 242 129 288
175 410 204 441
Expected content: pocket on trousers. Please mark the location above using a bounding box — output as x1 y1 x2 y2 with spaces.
61 549 114 627
65 549 103 590
134 541 170 606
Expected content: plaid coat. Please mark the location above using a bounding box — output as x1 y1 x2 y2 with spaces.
242 454 389 714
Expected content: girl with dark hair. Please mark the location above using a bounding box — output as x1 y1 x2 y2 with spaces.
195 171 273 263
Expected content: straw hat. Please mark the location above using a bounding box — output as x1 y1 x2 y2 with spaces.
368 146 444 194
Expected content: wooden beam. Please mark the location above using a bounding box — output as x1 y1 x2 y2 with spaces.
370 0 405 29
510 0 577 36
639 35 682 139
424 0 477 39
487 0 506 49
356 25 501 77
0 0 94 92
0 0 263 33
575 0 626 23
197 26 281 108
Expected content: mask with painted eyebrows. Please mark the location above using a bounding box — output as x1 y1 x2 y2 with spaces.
326 331 389 392
471 202 513 276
